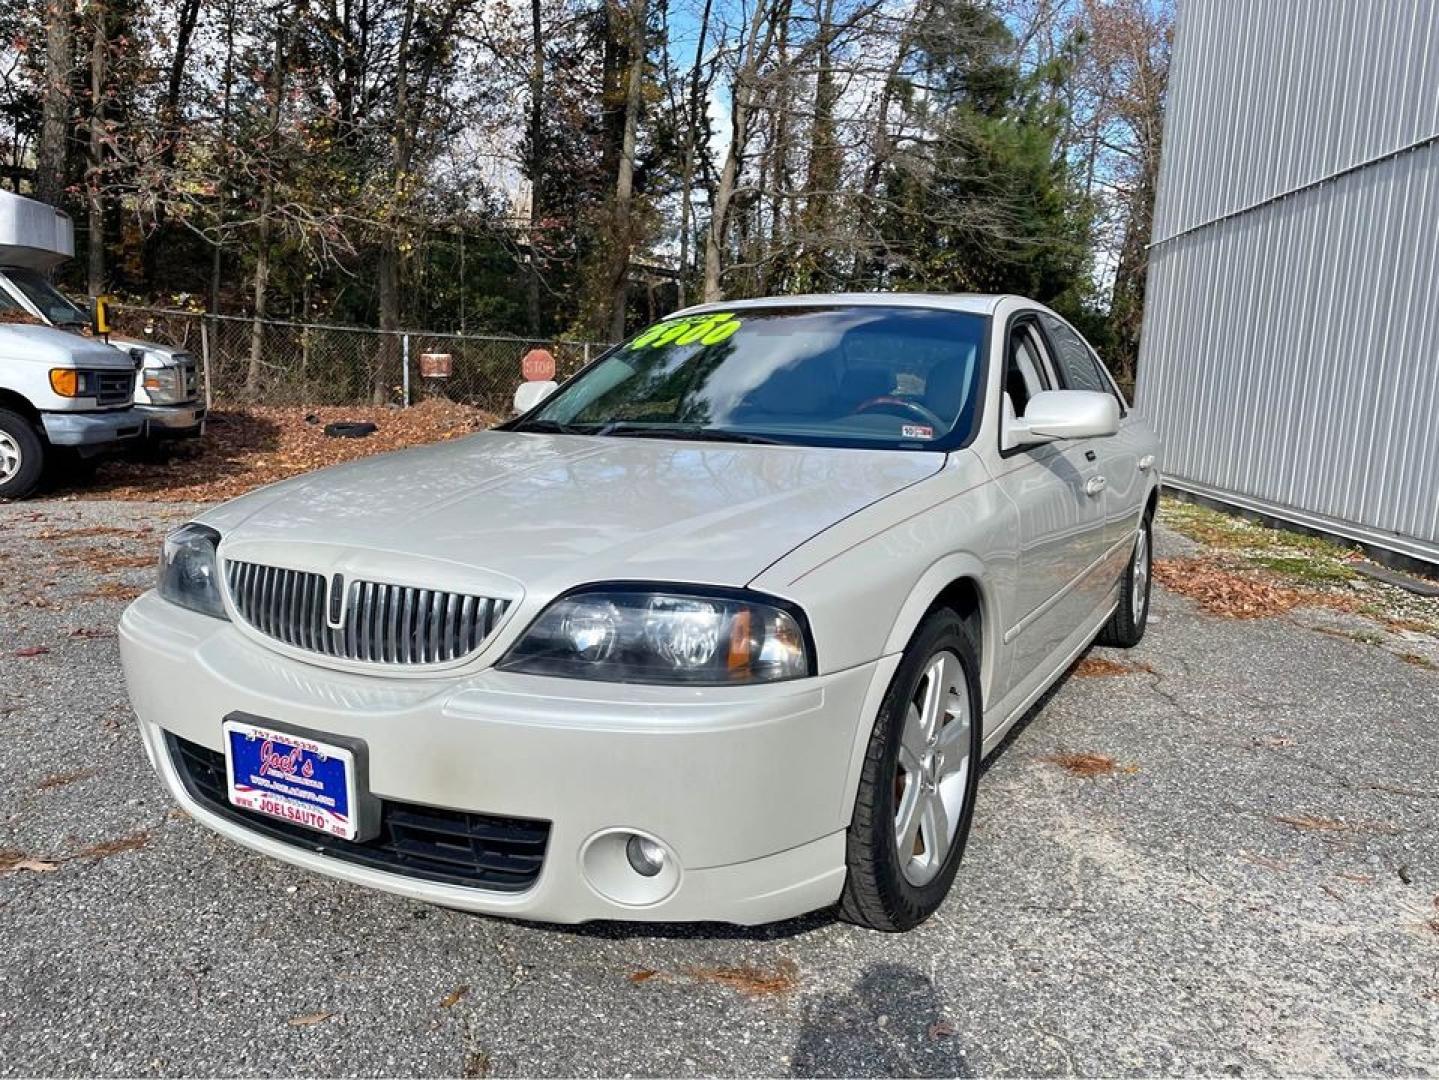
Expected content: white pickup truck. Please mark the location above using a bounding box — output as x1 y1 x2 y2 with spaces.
0 192 164 499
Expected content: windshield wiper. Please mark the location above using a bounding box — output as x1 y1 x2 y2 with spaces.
512 418 594 436
596 423 785 446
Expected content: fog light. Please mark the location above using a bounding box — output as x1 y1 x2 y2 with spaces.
626 834 666 877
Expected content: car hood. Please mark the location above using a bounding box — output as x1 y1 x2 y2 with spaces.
201 429 942 596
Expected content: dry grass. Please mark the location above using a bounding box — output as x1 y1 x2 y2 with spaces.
79 399 497 503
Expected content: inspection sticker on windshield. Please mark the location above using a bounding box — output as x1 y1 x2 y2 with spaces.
902 424 934 440
223 719 357 840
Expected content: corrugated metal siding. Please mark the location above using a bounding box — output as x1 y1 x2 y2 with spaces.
1152 0 1439 243
1137 0 1439 565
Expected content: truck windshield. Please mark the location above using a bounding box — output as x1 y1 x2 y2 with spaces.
1 267 88 327
514 306 987 451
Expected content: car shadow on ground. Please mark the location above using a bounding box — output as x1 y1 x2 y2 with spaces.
45 409 281 498
790 962 974 1077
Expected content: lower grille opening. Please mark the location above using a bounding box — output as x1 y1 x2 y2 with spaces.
166 734 549 892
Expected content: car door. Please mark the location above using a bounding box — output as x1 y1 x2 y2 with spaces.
989 314 1108 698
1037 313 1145 559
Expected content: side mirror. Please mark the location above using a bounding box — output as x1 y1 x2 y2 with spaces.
1003 390 1119 450
91 294 112 336
513 380 558 415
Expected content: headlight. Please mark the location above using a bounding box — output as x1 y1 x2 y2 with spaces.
499 587 813 685
157 523 228 620
141 365 185 403
48 369 108 397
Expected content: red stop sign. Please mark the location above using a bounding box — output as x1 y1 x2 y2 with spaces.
522 348 556 382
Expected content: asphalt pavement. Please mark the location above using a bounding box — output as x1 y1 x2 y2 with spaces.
1 499 1436 1077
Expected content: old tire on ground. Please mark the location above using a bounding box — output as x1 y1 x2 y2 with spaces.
1097 514 1153 648
0 408 44 500
838 609 982 932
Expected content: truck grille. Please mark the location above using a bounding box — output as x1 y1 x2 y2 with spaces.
225 560 510 665
167 734 549 892
95 369 134 406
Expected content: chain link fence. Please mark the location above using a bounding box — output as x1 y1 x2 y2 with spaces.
112 306 614 412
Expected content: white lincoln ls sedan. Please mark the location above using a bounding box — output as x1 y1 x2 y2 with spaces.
120 294 1160 931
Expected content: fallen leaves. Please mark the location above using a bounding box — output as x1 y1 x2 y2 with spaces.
1272 814 1398 836
35 767 99 791
1073 656 1154 678
68 627 117 640
76 582 145 602
13 645 50 657
0 851 59 874
1273 813 1348 832
69 830 151 861
688 960 799 998
79 400 498 503
287 1011 335 1027
928 1020 959 1040
628 969 659 984
1153 557 1307 618
1043 751 1137 778
439 985 470 1009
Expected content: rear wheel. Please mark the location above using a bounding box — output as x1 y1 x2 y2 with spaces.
0 409 44 500
1097 514 1152 647
838 610 982 932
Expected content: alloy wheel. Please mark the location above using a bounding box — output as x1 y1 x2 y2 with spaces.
1132 526 1151 624
0 429 22 485
893 650 972 886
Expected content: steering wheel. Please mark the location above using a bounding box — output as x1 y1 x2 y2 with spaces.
851 395 944 429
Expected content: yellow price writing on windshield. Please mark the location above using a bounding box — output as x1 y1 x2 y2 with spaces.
628 313 742 350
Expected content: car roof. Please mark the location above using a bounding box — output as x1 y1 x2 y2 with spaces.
670 293 1008 319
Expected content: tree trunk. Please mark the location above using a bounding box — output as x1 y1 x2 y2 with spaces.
142 0 203 286
606 0 647 341
244 16 289 399
85 0 106 295
675 0 713 309
702 0 778 303
36 0 73 206
525 0 545 333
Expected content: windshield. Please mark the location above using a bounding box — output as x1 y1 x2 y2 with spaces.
1 266 88 326
518 306 987 450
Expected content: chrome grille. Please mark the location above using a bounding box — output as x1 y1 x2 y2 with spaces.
226 560 509 665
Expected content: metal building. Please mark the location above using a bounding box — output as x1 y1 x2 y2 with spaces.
1135 0 1439 568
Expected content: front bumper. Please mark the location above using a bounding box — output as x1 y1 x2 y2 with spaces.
137 402 206 439
119 591 879 925
41 408 145 452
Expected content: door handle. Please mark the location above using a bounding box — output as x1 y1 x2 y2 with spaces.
1138 454 1155 472
1085 475 1107 497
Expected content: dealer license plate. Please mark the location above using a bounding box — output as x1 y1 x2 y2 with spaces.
223 719 358 841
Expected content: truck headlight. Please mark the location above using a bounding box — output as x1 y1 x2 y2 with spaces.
158 524 228 620
499 586 813 685
49 369 101 397
142 365 186 404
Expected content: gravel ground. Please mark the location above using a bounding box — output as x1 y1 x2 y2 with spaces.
1 498 1437 1077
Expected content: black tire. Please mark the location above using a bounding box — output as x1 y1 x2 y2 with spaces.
1097 513 1153 647
838 609 983 932
0 408 45 501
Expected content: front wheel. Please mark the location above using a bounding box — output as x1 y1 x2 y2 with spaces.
838 610 982 932
0 409 45 501
1097 514 1153 647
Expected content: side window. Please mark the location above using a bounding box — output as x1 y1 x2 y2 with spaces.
1003 322 1050 417
1039 314 1114 400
